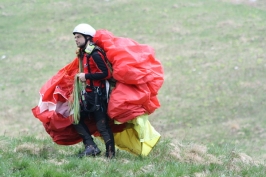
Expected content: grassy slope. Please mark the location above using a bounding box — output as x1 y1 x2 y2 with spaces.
156 1 266 158
1 0 266 176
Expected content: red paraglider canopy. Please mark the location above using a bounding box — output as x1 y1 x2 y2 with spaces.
32 29 164 150
93 30 164 123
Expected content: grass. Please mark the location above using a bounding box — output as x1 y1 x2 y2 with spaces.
1 0 266 176
1 135 265 176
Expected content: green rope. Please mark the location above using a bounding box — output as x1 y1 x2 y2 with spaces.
70 76 81 124
70 53 86 124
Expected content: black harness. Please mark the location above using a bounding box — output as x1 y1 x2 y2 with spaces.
80 45 109 113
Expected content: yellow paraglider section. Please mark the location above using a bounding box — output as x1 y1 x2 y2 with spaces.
112 114 161 156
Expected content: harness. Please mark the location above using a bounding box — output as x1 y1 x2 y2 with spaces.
86 43 116 100
80 43 114 112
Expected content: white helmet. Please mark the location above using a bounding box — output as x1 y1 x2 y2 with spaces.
73 23 96 37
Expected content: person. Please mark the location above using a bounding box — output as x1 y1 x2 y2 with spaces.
72 23 115 158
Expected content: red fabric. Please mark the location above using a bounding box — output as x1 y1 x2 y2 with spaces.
40 58 78 103
32 29 164 145
32 105 125 145
31 58 125 145
94 30 164 123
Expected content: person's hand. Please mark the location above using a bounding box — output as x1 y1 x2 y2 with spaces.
78 73 86 82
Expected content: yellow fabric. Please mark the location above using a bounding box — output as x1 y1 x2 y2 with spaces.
113 114 161 156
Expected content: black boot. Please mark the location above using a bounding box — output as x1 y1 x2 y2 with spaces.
105 141 115 159
79 145 101 158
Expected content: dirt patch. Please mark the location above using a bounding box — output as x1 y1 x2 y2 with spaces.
169 143 222 165
169 142 265 173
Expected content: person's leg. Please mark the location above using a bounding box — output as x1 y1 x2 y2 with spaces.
93 110 115 158
73 114 101 156
73 115 95 146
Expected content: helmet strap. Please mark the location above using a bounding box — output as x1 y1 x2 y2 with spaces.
81 34 92 49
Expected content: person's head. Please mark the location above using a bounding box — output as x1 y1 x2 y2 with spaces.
73 23 96 48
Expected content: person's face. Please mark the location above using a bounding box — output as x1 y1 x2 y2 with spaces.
74 33 86 47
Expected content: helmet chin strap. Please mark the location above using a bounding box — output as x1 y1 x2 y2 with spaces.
80 34 91 49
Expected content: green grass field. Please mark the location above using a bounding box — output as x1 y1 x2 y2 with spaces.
1 0 266 176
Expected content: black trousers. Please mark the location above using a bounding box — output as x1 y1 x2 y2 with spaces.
73 88 115 157
74 109 114 146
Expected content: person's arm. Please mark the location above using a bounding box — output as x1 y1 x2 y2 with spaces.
85 51 109 80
